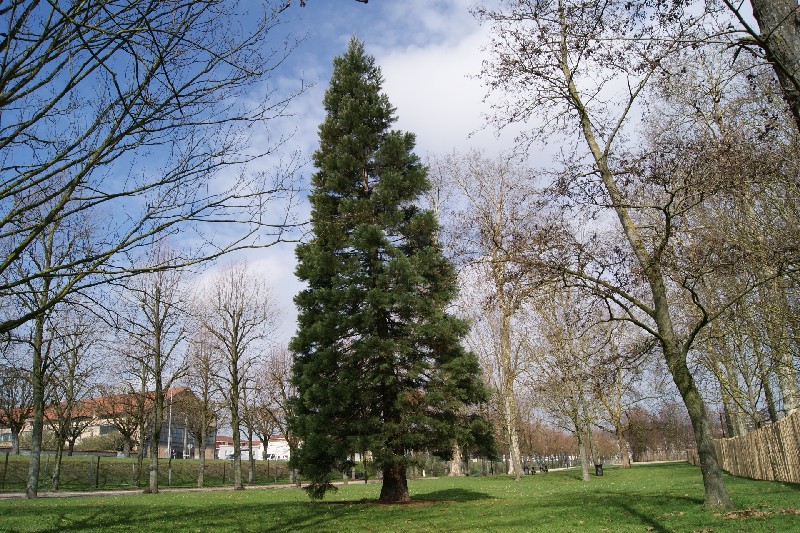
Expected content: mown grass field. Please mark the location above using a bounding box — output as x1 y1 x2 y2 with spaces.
1 462 798 532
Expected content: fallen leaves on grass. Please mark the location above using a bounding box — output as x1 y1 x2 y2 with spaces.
710 507 800 519
712 509 769 519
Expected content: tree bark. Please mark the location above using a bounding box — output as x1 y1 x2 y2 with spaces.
763 278 800 415
135 424 146 487
502 394 523 480
759 359 780 424
51 440 65 491
247 433 255 485
578 431 590 482
25 310 48 499
231 401 244 490
667 346 731 507
147 436 160 493
720 359 749 437
147 392 163 494
749 0 800 133
197 427 206 488
11 430 20 455
25 394 43 498
379 460 410 503
449 444 466 476
616 426 631 468
499 313 523 481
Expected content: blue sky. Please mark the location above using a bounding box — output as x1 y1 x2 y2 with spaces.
275 0 511 158
225 0 520 344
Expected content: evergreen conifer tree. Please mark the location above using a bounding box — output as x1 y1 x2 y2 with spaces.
289 38 490 503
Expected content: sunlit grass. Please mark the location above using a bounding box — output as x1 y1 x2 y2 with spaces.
1 463 798 532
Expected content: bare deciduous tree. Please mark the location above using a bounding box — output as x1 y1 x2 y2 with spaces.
528 288 604 482
260 346 300 483
0 363 33 455
46 311 101 490
0 1 311 339
723 0 800 132
116 248 189 494
200 263 280 490
433 150 549 480
95 383 148 459
475 0 783 507
182 329 221 488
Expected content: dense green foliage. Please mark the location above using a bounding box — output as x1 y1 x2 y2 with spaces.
288 38 490 501
2 463 799 532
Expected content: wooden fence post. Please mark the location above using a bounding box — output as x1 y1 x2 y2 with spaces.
711 410 800 484
95 456 101 489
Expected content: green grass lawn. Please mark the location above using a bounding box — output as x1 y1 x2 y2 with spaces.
0 463 798 532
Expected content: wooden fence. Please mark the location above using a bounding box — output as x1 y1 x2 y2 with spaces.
687 410 800 484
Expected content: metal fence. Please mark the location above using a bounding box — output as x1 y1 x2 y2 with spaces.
0 454 292 492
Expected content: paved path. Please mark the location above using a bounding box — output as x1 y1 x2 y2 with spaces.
0 478 387 500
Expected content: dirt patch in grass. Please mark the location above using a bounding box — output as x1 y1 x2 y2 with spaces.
712 508 800 520
325 498 453 506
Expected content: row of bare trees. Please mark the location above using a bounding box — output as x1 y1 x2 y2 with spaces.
0 0 373 499
0 260 294 496
425 0 800 509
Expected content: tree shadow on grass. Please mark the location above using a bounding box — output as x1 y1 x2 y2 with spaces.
412 488 493 503
525 489 705 533
608 495 698 533
3 499 351 533
322 487 493 506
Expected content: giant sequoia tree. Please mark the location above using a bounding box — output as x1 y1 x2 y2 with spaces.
289 39 489 503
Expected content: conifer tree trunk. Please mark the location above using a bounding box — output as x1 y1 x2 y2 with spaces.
379 460 409 503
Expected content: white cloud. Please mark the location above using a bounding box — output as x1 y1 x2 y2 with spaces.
201 1 525 345
376 25 509 156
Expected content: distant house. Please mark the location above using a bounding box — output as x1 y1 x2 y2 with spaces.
0 428 13 450
216 435 291 461
0 387 216 459
150 387 216 460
